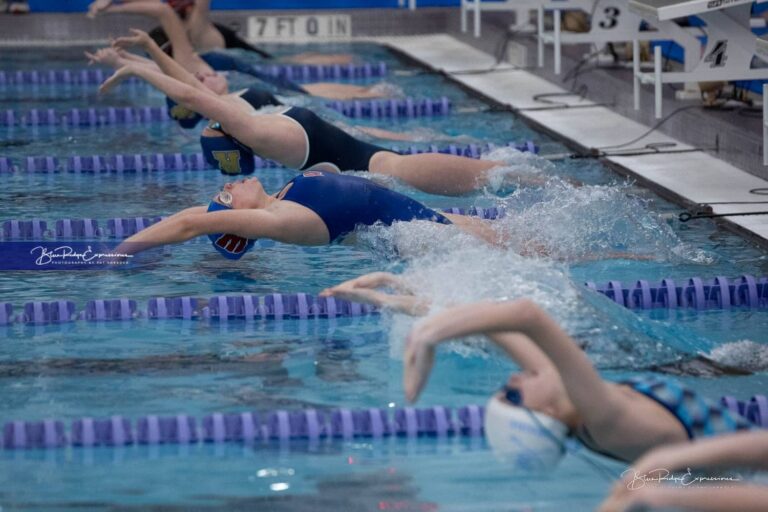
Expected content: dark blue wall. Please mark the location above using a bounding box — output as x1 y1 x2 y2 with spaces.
29 0 458 12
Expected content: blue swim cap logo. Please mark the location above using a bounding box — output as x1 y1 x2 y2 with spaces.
212 150 242 175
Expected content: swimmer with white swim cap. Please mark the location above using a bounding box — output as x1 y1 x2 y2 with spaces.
322 273 757 465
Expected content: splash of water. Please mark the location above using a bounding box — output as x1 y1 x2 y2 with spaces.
367 82 405 98
491 177 715 263
706 340 768 372
356 225 686 368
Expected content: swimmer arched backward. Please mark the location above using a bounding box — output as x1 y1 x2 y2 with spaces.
99 64 530 197
114 171 499 260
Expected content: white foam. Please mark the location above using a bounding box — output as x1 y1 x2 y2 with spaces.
706 340 768 372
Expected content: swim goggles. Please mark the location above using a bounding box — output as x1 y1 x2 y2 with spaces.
216 190 233 207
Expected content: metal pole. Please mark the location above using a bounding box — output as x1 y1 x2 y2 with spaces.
538 6 544 67
461 0 467 32
554 9 561 74
654 44 662 119
474 0 481 38
764 84 768 165
633 39 640 110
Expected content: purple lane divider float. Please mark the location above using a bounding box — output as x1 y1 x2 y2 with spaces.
586 275 768 310
0 63 387 87
4 397 764 449
0 293 379 325
0 107 169 127
326 97 452 118
252 61 388 82
1 97 453 127
1 405 479 450
15 141 537 173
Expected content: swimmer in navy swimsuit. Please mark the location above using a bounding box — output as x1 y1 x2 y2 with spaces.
316 283 761 463
117 172 494 260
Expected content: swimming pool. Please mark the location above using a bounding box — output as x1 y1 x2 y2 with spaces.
1 42 767 511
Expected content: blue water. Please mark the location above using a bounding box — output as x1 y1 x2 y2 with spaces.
1 42 767 511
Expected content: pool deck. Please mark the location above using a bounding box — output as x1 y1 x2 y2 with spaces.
371 33 768 247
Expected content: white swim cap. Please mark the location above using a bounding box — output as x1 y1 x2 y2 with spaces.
484 395 568 472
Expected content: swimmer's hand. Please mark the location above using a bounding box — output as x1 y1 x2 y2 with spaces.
87 0 112 19
403 317 441 403
99 65 135 95
84 47 125 69
112 28 153 50
321 272 427 315
320 282 391 308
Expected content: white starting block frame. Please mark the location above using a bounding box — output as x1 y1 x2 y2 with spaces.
461 0 542 37
757 38 768 165
630 0 768 118
537 0 702 77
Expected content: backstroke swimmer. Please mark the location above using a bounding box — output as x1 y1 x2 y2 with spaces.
114 172 500 260
98 62 541 195
88 30 434 142
321 274 758 464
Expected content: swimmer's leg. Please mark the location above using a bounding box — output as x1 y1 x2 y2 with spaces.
369 151 499 196
442 213 503 246
284 53 355 66
303 82 386 100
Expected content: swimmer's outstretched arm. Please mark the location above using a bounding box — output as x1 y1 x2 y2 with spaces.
600 485 768 512
635 430 768 473
320 272 428 316
403 300 615 415
101 64 308 168
186 0 212 34
85 47 156 71
600 435 768 512
97 1 201 71
100 64 250 131
112 29 209 92
115 207 285 255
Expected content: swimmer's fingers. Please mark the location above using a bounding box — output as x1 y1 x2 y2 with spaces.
403 327 436 403
99 66 131 95
112 35 142 50
319 285 387 307
349 271 403 291
84 51 97 65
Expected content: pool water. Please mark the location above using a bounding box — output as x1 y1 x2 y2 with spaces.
1 42 767 511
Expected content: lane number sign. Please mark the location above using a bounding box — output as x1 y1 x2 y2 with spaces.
248 14 352 41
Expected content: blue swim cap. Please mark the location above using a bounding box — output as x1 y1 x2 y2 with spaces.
206 200 255 260
165 96 204 129
200 123 256 176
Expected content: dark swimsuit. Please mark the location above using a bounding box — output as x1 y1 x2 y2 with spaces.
239 87 282 110
278 171 451 242
281 107 392 172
